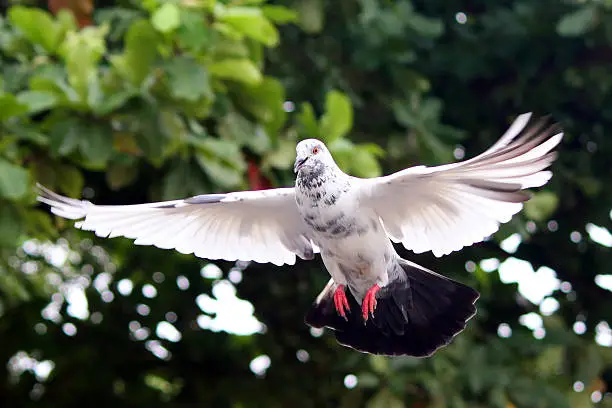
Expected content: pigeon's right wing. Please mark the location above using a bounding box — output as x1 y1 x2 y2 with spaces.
37 185 318 266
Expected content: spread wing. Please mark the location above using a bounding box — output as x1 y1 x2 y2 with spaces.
358 113 563 257
37 184 318 266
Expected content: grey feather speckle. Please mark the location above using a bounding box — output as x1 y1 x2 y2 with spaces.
184 194 227 204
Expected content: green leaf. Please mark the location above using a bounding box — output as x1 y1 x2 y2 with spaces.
56 164 84 198
391 67 431 94
0 204 24 246
211 36 251 60
25 208 57 241
262 5 299 24
11 126 47 146
524 191 559 221
195 138 246 188
356 372 380 389
406 13 444 38
576 344 603 386
359 143 385 158
95 8 141 42
176 10 211 52
391 98 456 164
297 102 319 138
369 355 390 374
48 117 82 157
0 94 29 121
245 124 272 155
0 158 29 200
216 112 255 145
320 90 353 143
111 20 160 85
213 22 245 41
416 128 455 164
79 123 113 166
16 90 58 114
0 271 31 302
296 0 324 33
28 65 79 103
262 138 296 170
144 373 180 396
419 97 443 122
351 146 382 178
246 34 265 66
165 56 212 102
151 3 181 33
200 139 246 173
106 162 138 191
535 346 564 377
557 7 597 37
366 388 405 408
328 138 355 172
196 157 243 188
162 160 193 200
234 0 267 4
236 77 286 136
8 6 62 53
218 7 279 46
133 133 160 162
158 111 188 156
58 26 108 104
56 9 78 33
391 99 417 128
209 59 263 85
94 89 139 116
134 104 167 162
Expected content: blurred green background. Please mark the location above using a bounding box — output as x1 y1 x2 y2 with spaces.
0 0 611 406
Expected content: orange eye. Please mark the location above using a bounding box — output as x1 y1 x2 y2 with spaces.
312 146 320 154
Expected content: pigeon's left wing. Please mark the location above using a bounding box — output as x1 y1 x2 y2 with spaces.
357 113 563 257
37 185 317 266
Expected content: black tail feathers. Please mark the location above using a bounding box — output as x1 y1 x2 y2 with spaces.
305 259 479 357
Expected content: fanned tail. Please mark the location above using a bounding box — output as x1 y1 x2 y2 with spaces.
305 258 479 357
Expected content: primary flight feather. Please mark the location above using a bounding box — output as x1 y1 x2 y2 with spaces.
37 113 563 357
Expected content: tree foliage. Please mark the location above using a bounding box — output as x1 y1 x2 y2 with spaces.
0 0 610 407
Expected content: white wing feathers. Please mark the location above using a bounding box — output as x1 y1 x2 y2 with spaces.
37 185 316 266
359 113 563 257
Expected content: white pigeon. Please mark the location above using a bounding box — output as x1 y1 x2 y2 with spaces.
37 113 563 357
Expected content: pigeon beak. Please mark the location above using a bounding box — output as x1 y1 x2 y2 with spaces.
294 155 308 173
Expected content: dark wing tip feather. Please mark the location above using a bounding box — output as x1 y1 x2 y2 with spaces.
508 114 563 152
472 114 562 168
35 183 79 206
35 183 55 201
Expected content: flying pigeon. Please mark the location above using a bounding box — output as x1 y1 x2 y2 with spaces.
37 113 562 357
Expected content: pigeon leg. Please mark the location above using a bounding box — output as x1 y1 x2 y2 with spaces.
362 284 380 321
333 284 350 319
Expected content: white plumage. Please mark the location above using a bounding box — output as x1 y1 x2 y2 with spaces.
37 187 316 266
361 113 562 257
38 112 562 262
37 112 563 357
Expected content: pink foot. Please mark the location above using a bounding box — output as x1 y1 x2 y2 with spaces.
362 284 380 321
333 285 350 319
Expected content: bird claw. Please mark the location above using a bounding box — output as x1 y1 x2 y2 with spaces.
362 284 380 322
333 284 350 320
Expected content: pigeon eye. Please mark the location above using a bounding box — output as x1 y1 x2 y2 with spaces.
312 146 320 154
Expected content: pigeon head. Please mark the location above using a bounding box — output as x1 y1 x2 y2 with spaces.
294 139 334 174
